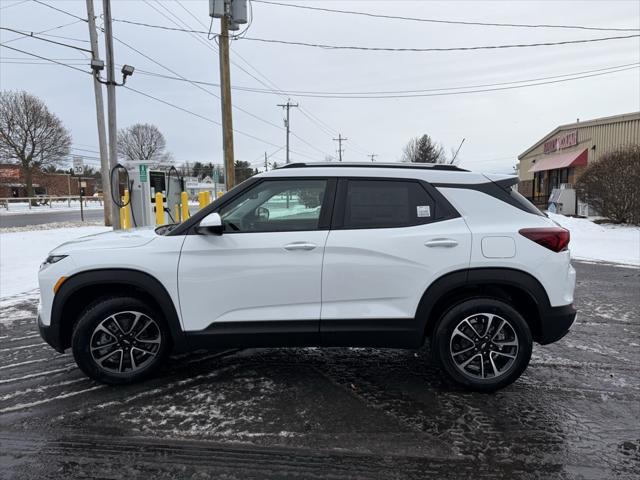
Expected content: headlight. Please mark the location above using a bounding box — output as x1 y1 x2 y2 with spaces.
40 254 68 270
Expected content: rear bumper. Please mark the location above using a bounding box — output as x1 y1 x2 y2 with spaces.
538 303 576 345
37 314 64 353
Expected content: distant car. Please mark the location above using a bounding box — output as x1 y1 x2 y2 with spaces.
37 162 576 391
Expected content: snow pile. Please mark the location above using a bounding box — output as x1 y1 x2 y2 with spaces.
0 200 104 216
548 213 640 266
0 225 110 299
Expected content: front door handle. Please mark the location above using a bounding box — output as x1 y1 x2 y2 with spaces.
284 242 317 251
425 238 458 248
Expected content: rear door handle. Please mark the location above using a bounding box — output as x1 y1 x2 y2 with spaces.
425 238 458 248
284 242 317 251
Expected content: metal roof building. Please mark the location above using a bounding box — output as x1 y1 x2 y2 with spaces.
516 112 639 208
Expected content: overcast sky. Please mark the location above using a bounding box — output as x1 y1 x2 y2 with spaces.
1 0 639 173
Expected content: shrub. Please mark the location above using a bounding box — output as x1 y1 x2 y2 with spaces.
575 144 640 224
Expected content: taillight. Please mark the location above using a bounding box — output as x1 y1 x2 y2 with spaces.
519 227 570 252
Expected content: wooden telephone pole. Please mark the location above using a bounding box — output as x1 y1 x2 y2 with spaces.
333 134 348 162
85 0 111 226
277 100 299 164
219 15 235 191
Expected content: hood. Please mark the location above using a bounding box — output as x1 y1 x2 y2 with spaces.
50 227 158 254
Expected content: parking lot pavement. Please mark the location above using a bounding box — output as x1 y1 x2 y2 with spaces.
0 262 638 479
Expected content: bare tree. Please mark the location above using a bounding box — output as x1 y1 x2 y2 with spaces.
576 144 639 224
401 134 446 163
0 91 71 198
117 123 171 162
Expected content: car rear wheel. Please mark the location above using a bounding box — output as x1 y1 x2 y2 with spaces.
432 298 532 392
72 297 171 385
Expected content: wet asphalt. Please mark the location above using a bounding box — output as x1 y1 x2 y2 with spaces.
0 261 638 479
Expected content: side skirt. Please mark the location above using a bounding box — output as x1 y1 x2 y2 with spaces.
183 319 422 350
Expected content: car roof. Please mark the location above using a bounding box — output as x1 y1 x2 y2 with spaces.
257 162 505 185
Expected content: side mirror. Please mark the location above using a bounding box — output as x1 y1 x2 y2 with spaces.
255 206 270 221
197 212 223 235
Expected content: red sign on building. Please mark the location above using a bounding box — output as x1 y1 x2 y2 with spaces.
544 130 578 154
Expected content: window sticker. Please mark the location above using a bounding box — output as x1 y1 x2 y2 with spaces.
416 205 431 218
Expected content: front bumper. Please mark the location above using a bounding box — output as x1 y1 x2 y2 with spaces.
37 314 64 353
537 303 577 345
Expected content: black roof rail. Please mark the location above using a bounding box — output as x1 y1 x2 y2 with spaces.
277 162 468 172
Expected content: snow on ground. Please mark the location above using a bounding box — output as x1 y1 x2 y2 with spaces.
0 225 110 299
548 213 640 266
0 200 103 216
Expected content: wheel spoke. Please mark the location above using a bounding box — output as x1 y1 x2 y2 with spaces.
461 319 482 338
132 345 157 356
94 324 116 340
91 340 117 353
484 314 496 337
127 312 143 335
96 347 123 364
130 349 137 370
452 326 475 345
109 315 126 335
135 319 153 339
494 339 518 347
491 350 517 360
489 352 499 377
452 345 475 357
491 319 507 341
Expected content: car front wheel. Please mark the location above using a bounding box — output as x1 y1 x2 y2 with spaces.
432 298 533 392
71 296 171 385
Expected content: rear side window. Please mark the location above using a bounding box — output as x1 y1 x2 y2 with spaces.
508 189 546 217
342 180 436 229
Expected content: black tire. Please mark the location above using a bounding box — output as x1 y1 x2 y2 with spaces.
71 296 171 385
431 298 532 392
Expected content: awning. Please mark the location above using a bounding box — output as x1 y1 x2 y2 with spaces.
528 148 588 172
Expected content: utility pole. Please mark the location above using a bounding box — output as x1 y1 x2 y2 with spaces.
333 134 347 162
86 0 111 226
264 151 268 171
219 14 235 191
277 100 299 164
102 0 121 229
369 153 377 162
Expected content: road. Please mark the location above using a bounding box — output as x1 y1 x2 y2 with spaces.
0 209 104 228
0 206 202 228
0 262 638 479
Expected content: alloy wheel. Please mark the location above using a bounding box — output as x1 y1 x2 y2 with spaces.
449 313 519 380
89 311 162 374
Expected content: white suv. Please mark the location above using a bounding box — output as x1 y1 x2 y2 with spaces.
38 163 576 391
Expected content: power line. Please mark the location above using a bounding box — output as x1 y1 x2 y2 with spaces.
0 44 90 74
125 62 640 99
108 17 640 52
238 33 640 53
0 27 92 52
252 0 640 33
31 0 87 22
0 0 29 10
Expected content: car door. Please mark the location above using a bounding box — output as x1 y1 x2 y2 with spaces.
178 178 335 336
320 178 472 345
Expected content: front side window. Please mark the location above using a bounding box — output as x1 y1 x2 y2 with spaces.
342 180 436 229
218 179 327 232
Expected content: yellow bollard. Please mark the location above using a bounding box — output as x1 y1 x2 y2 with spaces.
205 191 212 205
217 191 224 198
155 192 165 225
120 198 125 227
174 204 180 223
123 190 131 229
198 191 207 210
181 191 189 220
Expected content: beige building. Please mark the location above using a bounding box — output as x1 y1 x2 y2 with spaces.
517 112 640 210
